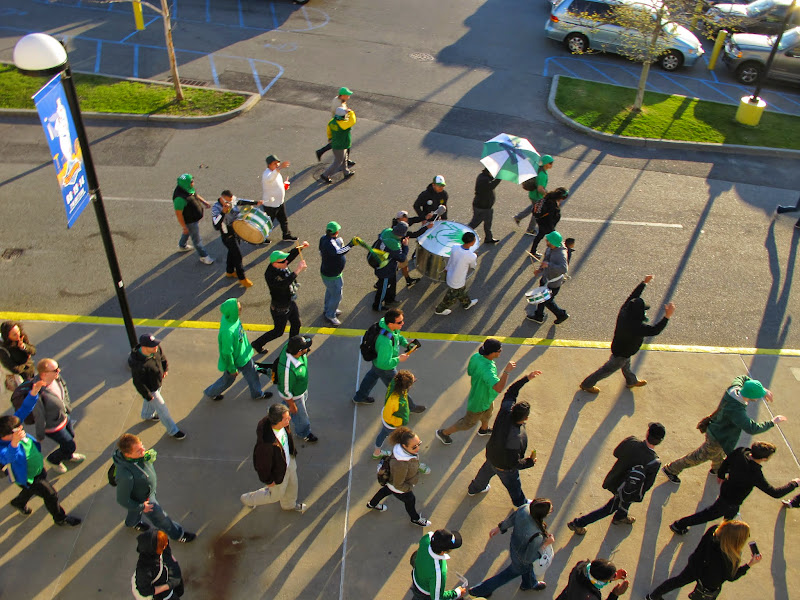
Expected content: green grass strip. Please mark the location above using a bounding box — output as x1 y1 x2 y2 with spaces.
0 63 247 116
555 76 800 150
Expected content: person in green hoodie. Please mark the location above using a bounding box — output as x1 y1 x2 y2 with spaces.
663 376 787 485
204 299 272 402
113 433 195 542
319 106 356 183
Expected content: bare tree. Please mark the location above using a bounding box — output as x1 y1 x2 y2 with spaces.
87 0 184 101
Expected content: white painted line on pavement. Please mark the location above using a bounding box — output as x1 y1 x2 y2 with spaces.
561 217 683 229
339 355 362 600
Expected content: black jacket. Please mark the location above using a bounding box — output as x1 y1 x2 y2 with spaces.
413 184 448 218
717 446 799 506
555 560 622 600
253 416 296 486
264 247 301 310
473 170 501 209
128 345 168 401
687 525 750 590
610 282 669 358
392 216 429 239
486 377 536 471
319 234 352 278
534 195 561 233
601 436 659 498
0 336 36 380
134 530 183 599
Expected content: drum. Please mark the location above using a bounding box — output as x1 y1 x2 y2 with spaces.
232 208 273 244
415 221 480 282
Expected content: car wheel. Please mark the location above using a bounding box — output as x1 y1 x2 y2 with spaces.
660 50 684 71
564 33 589 54
736 61 764 84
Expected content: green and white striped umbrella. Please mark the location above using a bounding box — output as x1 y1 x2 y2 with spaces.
480 133 541 184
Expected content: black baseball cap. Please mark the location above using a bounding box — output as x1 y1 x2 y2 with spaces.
430 529 462 553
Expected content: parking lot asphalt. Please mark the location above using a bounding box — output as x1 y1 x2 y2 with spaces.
1 319 798 599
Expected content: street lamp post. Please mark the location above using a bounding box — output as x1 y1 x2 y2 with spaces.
749 0 797 103
13 33 138 348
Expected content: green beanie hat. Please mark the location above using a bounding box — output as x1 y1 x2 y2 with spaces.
741 379 766 400
545 231 563 247
177 173 195 194
338 86 353 96
540 155 554 166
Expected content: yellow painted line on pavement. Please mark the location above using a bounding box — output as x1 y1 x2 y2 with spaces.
2 310 799 356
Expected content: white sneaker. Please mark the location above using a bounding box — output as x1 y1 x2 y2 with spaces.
50 462 68 474
69 453 86 463
293 502 308 513
177 243 193 252
435 308 452 316
199 256 214 265
240 494 255 508
327 317 342 326
465 299 478 310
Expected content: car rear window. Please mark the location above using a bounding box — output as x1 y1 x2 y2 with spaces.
568 0 614 17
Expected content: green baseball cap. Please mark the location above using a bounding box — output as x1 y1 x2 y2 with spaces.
177 173 195 194
741 379 766 400
545 231 563 247
326 221 341 233
269 250 290 263
338 87 353 96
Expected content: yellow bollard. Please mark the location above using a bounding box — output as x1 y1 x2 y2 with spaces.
133 0 145 30
707 29 728 71
735 96 766 126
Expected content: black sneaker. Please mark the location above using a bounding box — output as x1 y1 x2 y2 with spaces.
147 415 160 421
409 404 427 413
484 238 500 244
304 433 319 443
553 313 570 325
315 148 324 162
406 277 421 288
436 429 453 445
662 466 681 484
283 233 298 241
347 160 356 167
669 522 689 535
343 171 355 180
172 430 187 440
353 396 375 405
178 532 197 543
55 515 82 527
526 314 545 324
255 392 274 400
319 175 332 184
11 503 32 516
251 344 266 354
476 428 493 436
646 594 664 600
210 394 224 402
133 522 150 532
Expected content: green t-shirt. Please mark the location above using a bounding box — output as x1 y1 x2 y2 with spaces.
466 352 501 413
528 169 548 202
20 437 43 484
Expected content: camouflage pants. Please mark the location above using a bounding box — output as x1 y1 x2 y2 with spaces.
435 286 470 312
665 433 726 475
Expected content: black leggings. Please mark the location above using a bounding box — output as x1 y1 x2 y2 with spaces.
650 563 703 598
369 486 420 520
251 303 301 351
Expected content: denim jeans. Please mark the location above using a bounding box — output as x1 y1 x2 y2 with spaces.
514 204 538 232
140 389 179 435
204 359 263 399
178 220 209 258
125 494 184 540
573 493 631 527
322 275 344 320
46 417 77 466
283 390 311 439
468 460 527 507
375 423 393 449
470 558 536 597
353 364 418 409
581 354 638 388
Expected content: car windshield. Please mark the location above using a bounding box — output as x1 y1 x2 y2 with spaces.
745 0 776 17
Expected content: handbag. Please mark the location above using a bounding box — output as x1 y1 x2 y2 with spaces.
688 580 721 600
5 373 22 392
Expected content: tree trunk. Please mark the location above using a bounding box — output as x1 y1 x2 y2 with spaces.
633 22 663 111
160 0 183 102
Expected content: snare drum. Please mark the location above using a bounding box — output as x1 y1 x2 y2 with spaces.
415 221 480 282
232 208 273 244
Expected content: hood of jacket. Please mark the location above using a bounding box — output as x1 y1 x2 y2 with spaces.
392 442 416 461
621 297 648 324
220 298 240 323
136 529 162 555
127 345 153 368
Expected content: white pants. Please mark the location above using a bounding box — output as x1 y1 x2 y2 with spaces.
240 459 298 510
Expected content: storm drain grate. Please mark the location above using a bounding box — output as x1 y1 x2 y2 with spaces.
410 52 435 62
2 248 24 261
169 77 209 87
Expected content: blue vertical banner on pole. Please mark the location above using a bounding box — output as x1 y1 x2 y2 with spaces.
34 74 91 228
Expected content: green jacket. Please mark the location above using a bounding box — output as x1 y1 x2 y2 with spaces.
707 375 774 454
374 317 408 371
276 342 308 399
326 110 356 149
216 298 254 373
412 532 459 600
112 448 157 512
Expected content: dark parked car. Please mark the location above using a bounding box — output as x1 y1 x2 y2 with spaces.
722 26 800 83
706 0 800 35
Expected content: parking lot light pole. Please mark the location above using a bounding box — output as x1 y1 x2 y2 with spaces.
13 33 138 349
749 0 797 102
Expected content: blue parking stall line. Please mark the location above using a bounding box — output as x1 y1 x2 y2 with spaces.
208 54 220 87
584 62 620 85
773 91 800 109
94 40 102 73
238 0 245 28
658 73 695 97
132 44 139 78
270 3 279 30
300 5 312 30
543 56 552 77
644 79 666 94
702 54 720 83
171 0 178 19
248 58 265 95
699 80 740 104
206 0 210 22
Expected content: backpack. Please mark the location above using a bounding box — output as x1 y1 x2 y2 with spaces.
366 236 385 269
360 323 391 362
10 380 36 425
617 458 659 502
376 455 391 486
107 463 117 487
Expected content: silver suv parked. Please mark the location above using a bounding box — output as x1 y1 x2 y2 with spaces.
545 0 705 70
722 26 800 83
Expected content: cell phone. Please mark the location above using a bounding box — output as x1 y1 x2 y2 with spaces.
749 541 759 556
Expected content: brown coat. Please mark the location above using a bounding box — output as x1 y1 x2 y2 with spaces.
388 455 420 493
252 416 296 486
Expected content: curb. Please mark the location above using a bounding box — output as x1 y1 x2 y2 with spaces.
0 69 259 124
547 74 800 159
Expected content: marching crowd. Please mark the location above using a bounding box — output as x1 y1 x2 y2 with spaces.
2 84 798 600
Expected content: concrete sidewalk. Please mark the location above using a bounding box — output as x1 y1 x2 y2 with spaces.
1 320 798 600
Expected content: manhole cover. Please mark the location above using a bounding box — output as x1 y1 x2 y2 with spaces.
410 52 435 62
1 248 24 261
